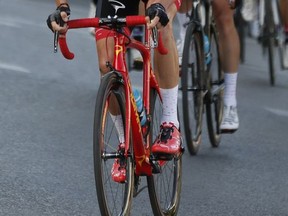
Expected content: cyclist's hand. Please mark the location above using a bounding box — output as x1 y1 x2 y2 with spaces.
146 3 169 29
227 0 242 9
47 3 70 33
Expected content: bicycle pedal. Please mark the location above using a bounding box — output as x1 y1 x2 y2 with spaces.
149 159 161 174
180 145 185 155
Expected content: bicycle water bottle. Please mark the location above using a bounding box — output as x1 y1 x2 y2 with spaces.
204 34 212 65
133 89 146 126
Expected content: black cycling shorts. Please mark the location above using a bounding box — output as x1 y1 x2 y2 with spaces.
96 0 141 18
94 0 182 40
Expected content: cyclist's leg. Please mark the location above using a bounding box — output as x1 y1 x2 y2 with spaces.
279 0 288 68
96 35 115 74
279 0 288 28
212 0 240 133
150 2 183 156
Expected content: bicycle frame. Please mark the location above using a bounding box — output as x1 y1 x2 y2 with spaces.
189 0 204 30
111 21 160 176
58 16 166 176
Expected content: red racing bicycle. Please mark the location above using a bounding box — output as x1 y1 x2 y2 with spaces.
56 15 183 216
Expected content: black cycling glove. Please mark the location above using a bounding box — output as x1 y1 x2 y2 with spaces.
146 3 169 27
47 3 71 32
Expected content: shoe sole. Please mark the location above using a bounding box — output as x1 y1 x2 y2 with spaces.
220 128 238 134
152 146 184 161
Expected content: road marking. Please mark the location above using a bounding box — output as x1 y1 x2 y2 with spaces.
0 62 30 73
0 19 20 27
265 107 288 117
0 17 44 28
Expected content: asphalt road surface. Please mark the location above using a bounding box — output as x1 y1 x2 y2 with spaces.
1 0 288 215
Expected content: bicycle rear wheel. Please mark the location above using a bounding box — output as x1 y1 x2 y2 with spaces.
93 71 134 216
181 23 205 155
147 89 182 215
205 25 224 147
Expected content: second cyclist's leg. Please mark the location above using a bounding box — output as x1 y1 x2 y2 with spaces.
151 3 183 157
212 0 240 133
279 0 288 68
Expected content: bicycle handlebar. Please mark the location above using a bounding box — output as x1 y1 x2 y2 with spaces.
58 16 168 60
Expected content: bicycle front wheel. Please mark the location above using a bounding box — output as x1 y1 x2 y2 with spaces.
205 25 224 147
147 89 182 215
93 71 134 216
181 23 205 155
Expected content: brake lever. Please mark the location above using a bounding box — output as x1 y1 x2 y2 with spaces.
53 15 67 53
54 31 59 53
151 27 158 48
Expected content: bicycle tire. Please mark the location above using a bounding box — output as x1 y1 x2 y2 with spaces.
181 23 205 155
147 89 182 215
268 38 275 86
205 25 224 147
265 0 276 86
279 29 287 70
93 71 134 216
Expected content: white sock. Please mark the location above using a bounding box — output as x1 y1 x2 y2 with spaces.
160 86 179 128
110 114 125 143
223 73 238 107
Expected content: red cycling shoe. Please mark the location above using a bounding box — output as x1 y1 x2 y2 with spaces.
152 122 182 157
111 143 126 183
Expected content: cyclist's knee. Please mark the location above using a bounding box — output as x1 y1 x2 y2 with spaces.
98 60 112 74
214 9 236 36
97 53 113 74
96 38 114 74
212 0 235 30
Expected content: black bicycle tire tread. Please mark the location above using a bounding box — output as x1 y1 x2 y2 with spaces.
147 89 182 215
93 71 134 216
181 23 205 155
205 25 223 147
265 0 276 86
